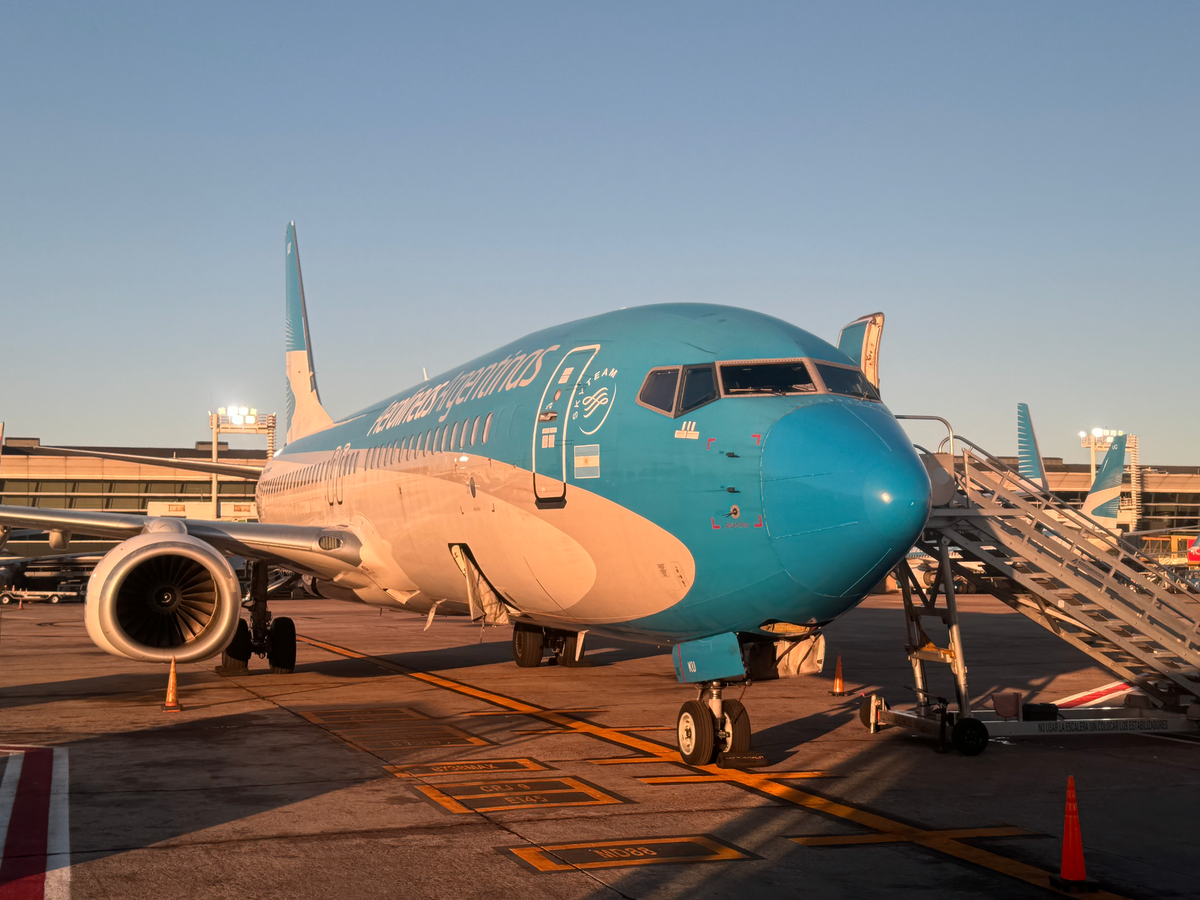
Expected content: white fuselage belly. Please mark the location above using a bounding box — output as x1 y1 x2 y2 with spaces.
257 451 695 629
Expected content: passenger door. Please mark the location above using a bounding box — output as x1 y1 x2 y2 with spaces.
532 345 600 506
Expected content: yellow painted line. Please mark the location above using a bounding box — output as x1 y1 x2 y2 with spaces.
297 634 1132 898
587 756 679 765
639 771 833 784
792 826 1032 846
385 758 550 778
414 776 625 814
502 834 756 872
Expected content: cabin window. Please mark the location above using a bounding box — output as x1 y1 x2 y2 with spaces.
638 368 680 415
401 436 409 461
482 412 493 443
470 416 480 446
424 430 432 455
678 365 718 414
460 419 469 449
814 363 880 401
720 361 817 396
451 421 460 449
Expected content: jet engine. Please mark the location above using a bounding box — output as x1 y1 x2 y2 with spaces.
85 528 241 663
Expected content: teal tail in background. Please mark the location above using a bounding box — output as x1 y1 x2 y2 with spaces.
284 222 333 444
1016 403 1049 492
1081 433 1128 529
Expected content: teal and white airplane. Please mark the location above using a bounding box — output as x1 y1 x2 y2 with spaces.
0 225 932 764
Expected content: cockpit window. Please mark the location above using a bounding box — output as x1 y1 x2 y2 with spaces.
678 365 718 414
638 367 680 414
720 362 817 396
815 363 880 401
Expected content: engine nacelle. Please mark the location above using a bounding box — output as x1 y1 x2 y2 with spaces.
85 531 241 663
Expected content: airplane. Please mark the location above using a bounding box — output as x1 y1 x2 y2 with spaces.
1017 403 1128 532
0 225 931 765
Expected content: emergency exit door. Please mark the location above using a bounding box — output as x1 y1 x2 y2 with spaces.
532 345 599 506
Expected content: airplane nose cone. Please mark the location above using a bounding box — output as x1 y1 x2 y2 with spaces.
761 401 931 600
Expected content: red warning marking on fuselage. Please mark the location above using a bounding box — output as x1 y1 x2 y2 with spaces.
754 514 763 528
706 438 716 449
710 518 721 530
752 434 761 446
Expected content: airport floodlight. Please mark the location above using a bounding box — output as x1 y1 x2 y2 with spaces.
1092 427 1104 437
1078 431 1087 438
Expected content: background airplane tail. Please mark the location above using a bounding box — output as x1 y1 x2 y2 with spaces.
1016 403 1049 492
285 222 334 443
1081 433 1128 529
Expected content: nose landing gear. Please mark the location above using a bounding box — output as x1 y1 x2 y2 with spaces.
676 681 751 766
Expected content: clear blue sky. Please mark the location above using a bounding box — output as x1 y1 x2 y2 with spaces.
2 4 1196 462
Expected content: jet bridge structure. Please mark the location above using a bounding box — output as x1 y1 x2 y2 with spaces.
864 424 1200 753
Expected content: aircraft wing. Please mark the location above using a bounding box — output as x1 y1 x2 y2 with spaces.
0 504 361 579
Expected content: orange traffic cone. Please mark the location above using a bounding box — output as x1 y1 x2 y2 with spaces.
162 656 183 713
1050 776 1097 892
829 655 849 696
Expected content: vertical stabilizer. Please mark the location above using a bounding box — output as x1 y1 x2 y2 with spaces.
1016 403 1049 492
284 222 334 443
1081 434 1128 529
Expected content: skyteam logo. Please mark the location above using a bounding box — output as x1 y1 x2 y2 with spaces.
575 367 617 436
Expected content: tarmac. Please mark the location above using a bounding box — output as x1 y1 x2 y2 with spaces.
1 594 1197 900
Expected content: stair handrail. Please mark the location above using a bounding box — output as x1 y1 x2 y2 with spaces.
953 439 1199 597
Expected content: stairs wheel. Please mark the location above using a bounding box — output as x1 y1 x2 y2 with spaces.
951 717 989 756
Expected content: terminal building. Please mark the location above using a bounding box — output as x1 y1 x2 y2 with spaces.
0 437 265 559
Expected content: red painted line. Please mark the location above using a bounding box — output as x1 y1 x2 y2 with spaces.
710 518 721 530
706 438 716 450
0 746 53 900
1056 682 1132 709
754 514 763 528
752 434 761 446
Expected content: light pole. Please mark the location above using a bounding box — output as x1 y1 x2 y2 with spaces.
209 407 277 519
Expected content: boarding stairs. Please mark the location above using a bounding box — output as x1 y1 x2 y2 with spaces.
912 437 1200 711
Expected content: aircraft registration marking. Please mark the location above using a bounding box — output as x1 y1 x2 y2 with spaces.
499 835 757 871
296 635 1134 898
385 758 549 778
414 776 626 814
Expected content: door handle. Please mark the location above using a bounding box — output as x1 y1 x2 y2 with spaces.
538 411 558 422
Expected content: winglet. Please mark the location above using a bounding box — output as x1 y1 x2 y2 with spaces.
1081 433 1128 529
1016 403 1049 492
284 223 334 443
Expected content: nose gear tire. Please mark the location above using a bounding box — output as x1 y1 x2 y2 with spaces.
677 699 716 766
719 699 752 754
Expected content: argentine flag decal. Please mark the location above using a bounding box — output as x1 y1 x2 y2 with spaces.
574 444 601 479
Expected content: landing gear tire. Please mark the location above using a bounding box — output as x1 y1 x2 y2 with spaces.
677 699 716 766
512 624 544 668
555 631 585 667
951 717 989 756
0 594 9 605
718 699 752 754
268 616 297 674
48 595 60 604
218 619 252 672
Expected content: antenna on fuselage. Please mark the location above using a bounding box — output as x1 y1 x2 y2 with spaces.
422 367 428 381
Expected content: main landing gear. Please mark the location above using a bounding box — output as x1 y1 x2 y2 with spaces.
511 622 586 668
676 682 751 766
218 561 296 675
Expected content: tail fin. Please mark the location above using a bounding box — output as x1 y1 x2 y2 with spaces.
284 222 334 443
1016 403 1049 492
1081 433 1128 529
